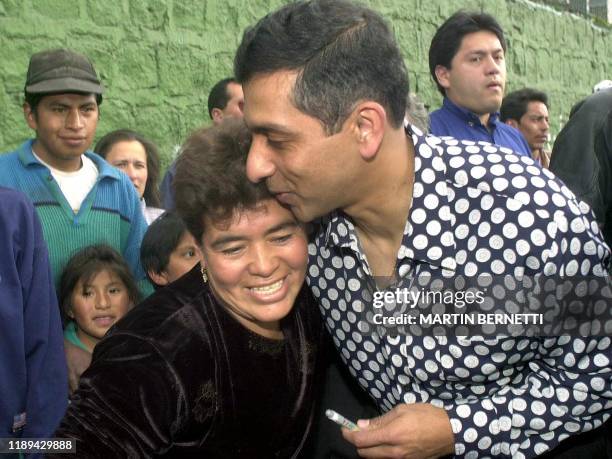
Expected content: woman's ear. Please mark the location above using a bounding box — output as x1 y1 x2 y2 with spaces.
66 307 75 320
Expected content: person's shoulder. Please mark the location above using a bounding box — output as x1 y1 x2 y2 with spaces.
0 150 19 161
496 121 523 139
428 106 446 128
0 186 36 218
0 149 24 181
433 136 560 196
496 122 530 150
112 266 208 337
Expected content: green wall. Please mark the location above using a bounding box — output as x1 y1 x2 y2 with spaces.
1 0 611 168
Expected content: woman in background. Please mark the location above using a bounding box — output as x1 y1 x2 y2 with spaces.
95 129 164 224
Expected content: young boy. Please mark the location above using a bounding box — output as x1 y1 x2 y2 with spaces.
140 211 201 289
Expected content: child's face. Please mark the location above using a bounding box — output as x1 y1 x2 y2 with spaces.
165 231 201 283
149 231 201 286
69 269 133 352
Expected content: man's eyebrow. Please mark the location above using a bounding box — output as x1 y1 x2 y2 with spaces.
248 122 294 136
48 101 71 107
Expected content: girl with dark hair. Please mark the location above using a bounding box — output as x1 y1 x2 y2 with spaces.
59 244 140 393
95 129 164 224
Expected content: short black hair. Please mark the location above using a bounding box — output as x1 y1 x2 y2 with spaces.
234 0 409 134
140 211 189 288
207 78 237 119
94 129 162 207
500 88 549 123
24 91 103 114
429 11 507 96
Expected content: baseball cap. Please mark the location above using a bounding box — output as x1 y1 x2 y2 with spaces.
593 79 612 93
25 48 104 95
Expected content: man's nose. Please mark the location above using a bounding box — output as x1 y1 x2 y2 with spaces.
65 109 84 130
246 139 276 183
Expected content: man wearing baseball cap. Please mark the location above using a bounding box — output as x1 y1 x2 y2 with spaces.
0 48 150 294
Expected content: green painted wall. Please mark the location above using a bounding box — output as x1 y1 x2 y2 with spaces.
1 0 611 168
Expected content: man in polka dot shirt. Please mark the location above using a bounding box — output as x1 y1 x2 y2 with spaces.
235 1 612 457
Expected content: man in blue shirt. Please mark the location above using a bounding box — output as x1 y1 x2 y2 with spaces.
428 11 531 157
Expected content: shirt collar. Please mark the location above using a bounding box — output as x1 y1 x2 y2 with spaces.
442 97 501 127
18 139 121 180
321 123 457 273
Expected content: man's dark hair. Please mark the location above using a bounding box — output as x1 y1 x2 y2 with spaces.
500 88 549 123
94 129 162 207
24 91 103 114
429 11 507 96
207 78 237 119
58 244 141 326
140 211 189 288
234 0 409 134
174 119 271 243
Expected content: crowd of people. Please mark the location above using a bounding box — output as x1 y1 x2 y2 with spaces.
1 1 610 458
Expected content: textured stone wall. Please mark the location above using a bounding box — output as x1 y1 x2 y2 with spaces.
1 0 611 167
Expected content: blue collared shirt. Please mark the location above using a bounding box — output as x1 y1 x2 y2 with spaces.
429 98 531 157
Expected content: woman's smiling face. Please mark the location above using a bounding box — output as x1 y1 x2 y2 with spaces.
200 198 308 339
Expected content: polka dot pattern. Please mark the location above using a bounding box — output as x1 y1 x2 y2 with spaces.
307 125 612 458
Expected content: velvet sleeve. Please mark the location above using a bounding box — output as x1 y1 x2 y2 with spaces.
51 335 188 458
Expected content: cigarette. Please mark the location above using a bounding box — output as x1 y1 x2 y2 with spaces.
325 409 359 431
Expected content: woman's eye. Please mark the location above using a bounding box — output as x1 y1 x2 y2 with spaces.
273 234 292 243
222 246 242 255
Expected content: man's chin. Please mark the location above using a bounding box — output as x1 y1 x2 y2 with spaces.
288 204 322 224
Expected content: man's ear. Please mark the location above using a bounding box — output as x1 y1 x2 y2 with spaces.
434 65 451 90
211 108 224 124
24 103 37 130
148 269 169 287
353 102 386 161
505 119 519 129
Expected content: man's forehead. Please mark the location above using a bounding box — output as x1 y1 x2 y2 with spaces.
244 70 298 96
458 30 503 53
227 82 243 97
242 71 300 126
40 92 97 104
526 101 548 112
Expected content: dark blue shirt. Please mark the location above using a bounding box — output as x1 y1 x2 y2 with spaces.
430 98 531 157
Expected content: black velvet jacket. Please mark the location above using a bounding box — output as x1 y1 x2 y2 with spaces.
51 265 324 458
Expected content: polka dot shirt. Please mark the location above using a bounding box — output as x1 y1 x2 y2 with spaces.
307 124 612 458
